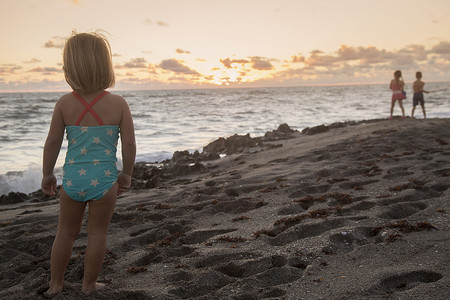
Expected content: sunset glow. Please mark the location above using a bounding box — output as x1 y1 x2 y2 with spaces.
1 0 450 92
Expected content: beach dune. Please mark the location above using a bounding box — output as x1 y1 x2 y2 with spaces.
0 118 449 299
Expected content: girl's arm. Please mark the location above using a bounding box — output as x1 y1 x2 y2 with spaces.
117 98 136 195
42 100 65 195
400 78 405 89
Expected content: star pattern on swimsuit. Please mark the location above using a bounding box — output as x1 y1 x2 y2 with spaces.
104 169 112 177
80 147 88 155
105 148 112 156
68 158 75 165
93 159 100 165
90 179 99 187
81 127 89 133
78 168 87 176
106 129 114 136
66 180 73 186
93 137 101 144
78 190 86 196
71 139 77 144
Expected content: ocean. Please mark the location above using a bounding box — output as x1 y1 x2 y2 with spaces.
1 83 449 196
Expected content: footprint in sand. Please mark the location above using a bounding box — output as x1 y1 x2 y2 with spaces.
370 270 443 294
378 202 427 219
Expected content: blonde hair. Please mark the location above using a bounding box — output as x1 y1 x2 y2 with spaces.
63 31 115 94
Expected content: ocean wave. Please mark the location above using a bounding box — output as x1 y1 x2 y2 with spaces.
0 164 56 196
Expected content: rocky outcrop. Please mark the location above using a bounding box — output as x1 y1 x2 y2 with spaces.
1 124 298 204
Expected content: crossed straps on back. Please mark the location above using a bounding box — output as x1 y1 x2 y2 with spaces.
72 91 110 126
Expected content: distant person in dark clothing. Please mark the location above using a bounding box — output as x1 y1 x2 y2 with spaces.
411 71 429 119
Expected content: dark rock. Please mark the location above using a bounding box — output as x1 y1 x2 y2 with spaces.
264 123 297 141
171 150 192 165
29 189 59 202
170 163 205 177
0 192 29 204
203 133 260 155
128 124 298 190
302 124 329 135
145 176 161 188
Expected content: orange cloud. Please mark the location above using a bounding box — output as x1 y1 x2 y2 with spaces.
291 55 305 63
176 48 191 54
250 56 274 70
158 59 200 75
220 58 250 68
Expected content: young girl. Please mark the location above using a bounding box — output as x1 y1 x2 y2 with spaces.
41 31 136 296
389 70 406 119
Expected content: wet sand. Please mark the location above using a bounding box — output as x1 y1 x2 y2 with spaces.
0 118 449 299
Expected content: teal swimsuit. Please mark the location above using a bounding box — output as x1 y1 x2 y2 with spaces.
62 91 120 202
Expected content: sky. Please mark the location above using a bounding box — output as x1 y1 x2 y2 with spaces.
1 0 450 92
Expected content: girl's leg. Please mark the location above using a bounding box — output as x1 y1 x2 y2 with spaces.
390 100 395 117
46 188 86 295
82 183 118 295
399 100 405 117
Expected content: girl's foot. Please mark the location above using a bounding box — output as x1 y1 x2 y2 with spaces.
389 116 393 120
43 286 63 298
82 282 105 295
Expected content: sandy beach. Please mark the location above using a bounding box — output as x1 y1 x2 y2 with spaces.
0 117 449 299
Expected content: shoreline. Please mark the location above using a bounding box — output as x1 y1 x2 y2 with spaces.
0 117 434 200
0 117 449 299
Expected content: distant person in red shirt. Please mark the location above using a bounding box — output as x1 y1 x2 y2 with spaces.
389 70 406 119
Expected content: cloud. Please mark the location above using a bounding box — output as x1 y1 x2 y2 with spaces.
305 50 338 67
220 58 249 68
23 58 41 64
0 64 22 74
291 55 305 63
4 39 450 91
176 48 191 54
250 56 274 70
0 78 67 92
157 21 169 26
123 58 147 68
430 41 450 57
267 41 450 85
158 59 200 75
148 63 158 74
398 44 428 61
44 37 65 49
28 67 62 74
299 45 396 68
144 19 169 26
